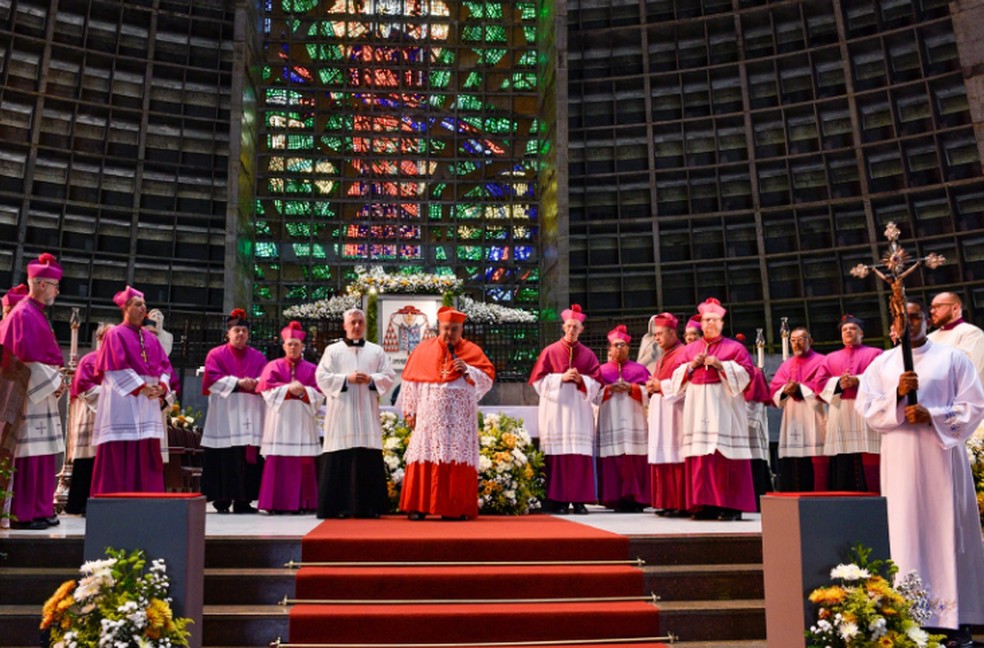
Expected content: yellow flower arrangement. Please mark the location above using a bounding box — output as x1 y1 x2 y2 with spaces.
806 544 945 648
40 548 192 648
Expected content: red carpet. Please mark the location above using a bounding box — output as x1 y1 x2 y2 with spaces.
289 515 669 647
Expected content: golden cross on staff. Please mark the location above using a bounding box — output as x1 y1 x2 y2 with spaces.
848 221 946 404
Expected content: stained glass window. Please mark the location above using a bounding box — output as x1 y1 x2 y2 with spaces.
258 0 539 310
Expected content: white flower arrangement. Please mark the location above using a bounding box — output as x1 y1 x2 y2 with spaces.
346 266 463 297
456 296 536 323
283 294 361 319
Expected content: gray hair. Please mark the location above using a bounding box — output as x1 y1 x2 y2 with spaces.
343 308 366 322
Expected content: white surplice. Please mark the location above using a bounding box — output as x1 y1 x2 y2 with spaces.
647 377 686 464
820 377 879 455
68 385 99 460
17 362 64 458
92 371 169 446
856 340 984 628
202 377 266 449
929 321 984 384
259 384 324 457
596 389 647 458
772 383 827 458
316 340 395 452
746 401 770 462
669 361 752 460
533 374 600 456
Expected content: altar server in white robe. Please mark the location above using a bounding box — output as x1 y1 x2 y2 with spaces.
928 291 984 383
857 301 984 640
315 307 395 519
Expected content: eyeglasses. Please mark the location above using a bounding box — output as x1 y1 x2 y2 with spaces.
929 303 956 310
40 281 60 290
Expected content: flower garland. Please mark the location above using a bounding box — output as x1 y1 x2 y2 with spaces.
283 294 361 320
41 547 192 648
457 296 537 323
346 266 463 297
806 544 946 648
380 410 545 515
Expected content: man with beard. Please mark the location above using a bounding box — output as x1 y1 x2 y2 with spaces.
200 308 267 514
529 305 602 515
0 254 66 529
857 302 984 646
316 308 395 519
928 291 984 383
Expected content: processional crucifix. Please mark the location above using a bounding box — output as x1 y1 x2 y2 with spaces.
849 221 946 405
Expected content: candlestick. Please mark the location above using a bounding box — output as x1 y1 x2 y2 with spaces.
69 307 80 370
755 328 765 369
780 317 790 362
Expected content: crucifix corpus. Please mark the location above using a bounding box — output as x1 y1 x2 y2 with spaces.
849 221 946 404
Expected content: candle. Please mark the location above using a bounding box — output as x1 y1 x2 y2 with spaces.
780 317 790 362
755 328 765 369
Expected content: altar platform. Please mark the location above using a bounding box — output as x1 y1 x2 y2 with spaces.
2 504 763 538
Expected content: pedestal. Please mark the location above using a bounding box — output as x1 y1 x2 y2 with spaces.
85 493 205 648
761 493 889 648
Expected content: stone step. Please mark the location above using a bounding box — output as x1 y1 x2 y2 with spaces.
0 567 297 606
656 599 766 643
644 563 764 601
630 535 762 566
0 605 289 647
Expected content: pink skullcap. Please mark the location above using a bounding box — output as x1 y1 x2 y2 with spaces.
698 297 727 317
281 320 306 342
607 324 631 344
685 315 702 330
652 312 678 330
27 253 63 281
437 306 467 324
561 304 586 323
113 285 144 309
2 284 28 309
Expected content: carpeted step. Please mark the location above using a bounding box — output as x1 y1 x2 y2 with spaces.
300 516 629 563
294 564 644 600
289 600 661 644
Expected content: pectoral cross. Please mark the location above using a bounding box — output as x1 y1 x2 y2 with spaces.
849 221 945 405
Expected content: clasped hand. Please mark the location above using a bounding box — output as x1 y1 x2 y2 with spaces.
561 368 582 384
690 353 722 371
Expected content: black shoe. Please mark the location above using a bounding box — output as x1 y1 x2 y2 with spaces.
440 515 469 521
44 515 60 527
718 509 743 521
408 511 426 521
556 503 570 515
233 503 257 514
654 509 669 517
10 519 48 530
691 507 718 520
572 503 589 515
334 511 351 519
